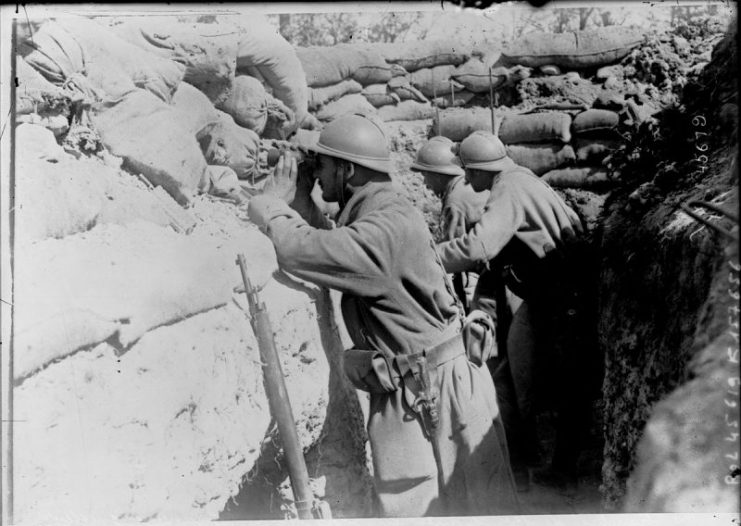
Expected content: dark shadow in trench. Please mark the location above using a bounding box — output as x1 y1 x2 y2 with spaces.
219 275 375 520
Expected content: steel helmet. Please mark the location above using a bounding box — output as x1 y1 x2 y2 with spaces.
410 136 465 177
459 131 516 172
308 113 391 174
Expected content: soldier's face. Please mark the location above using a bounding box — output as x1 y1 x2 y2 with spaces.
422 171 450 197
314 155 341 202
465 168 494 193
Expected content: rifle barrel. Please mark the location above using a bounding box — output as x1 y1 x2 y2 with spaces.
237 255 314 520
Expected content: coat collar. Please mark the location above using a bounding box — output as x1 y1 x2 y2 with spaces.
337 181 396 227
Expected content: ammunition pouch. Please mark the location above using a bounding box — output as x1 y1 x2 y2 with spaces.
343 349 400 394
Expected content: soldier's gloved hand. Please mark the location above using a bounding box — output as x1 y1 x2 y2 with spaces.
262 153 299 204
462 309 497 366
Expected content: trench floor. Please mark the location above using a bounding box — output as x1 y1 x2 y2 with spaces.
516 408 606 515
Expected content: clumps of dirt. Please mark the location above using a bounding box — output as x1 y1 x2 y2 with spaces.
515 73 607 108
618 31 719 105
596 17 738 509
603 20 737 200
384 120 445 238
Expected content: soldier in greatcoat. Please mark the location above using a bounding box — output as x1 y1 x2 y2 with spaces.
248 115 519 517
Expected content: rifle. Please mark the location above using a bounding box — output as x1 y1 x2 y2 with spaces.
236 254 331 520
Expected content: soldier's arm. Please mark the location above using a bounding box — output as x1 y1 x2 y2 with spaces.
436 178 524 273
250 199 392 296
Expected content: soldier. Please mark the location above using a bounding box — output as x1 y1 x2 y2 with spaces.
410 136 490 312
436 131 601 493
248 115 519 517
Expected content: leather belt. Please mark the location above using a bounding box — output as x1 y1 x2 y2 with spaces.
395 332 465 379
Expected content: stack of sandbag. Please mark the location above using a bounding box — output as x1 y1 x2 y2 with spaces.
235 16 311 127
372 41 472 122
500 112 576 176
541 108 621 191
21 15 185 103
298 44 398 121
19 15 272 204
431 106 621 191
431 108 576 175
298 39 474 123
109 14 313 130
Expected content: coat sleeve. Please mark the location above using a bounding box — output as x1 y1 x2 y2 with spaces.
437 178 524 273
260 199 395 296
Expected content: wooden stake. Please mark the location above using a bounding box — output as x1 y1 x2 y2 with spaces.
489 66 495 135
432 73 440 136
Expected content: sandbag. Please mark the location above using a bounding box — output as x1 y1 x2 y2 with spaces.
387 77 428 102
574 138 621 164
237 18 309 123
541 167 612 190
218 75 269 135
316 93 377 122
171 82 220 136
572 109 620 138
16 57 70 116
410 65 464 98
432 107 493 142
499 112 572 144
12 220 278 380
204 165 241 199
91 89 207 205
15 125 175 243
109 18 240 106
431 90 476 109
502 27 645 69
308 79 362 111
198 112 260 181
451 60 509 93
505 143 576 176
296 44 394 88
377 100 434 122
362 84 401 108
21 17 184 103
378 40 471 72
352 49 401 86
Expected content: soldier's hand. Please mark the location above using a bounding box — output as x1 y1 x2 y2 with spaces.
262 154 299 204
445 209 467 241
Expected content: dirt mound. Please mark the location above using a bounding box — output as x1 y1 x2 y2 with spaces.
598 18 738 510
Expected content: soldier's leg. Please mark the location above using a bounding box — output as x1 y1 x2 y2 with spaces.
505 302 542 482
367 391 440 517
437 357 520 516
